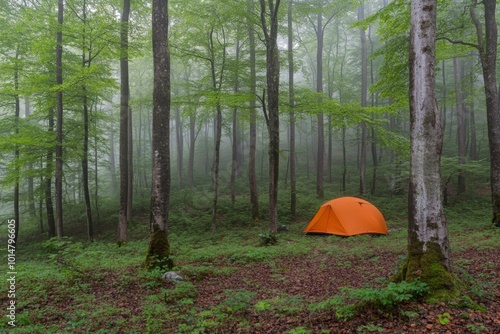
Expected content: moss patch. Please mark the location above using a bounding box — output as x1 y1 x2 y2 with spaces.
144 225 174 270
395 233 457 301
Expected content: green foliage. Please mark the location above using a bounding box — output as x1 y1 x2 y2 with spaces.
218 289 256 314
309 280 428 321
356 323 385 333
42 236 81 253
164 281 199 303
438 312 451 325
344 280 429 308
254 294 305 315
466 323 488 334
288 327 312 334
142 296 173 334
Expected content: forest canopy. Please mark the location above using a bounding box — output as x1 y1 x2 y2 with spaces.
0 0 497 241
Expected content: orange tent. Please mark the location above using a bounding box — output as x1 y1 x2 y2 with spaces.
304 197 387 236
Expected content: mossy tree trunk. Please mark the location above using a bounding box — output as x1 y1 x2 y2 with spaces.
145 0 172 271
399 0 454 297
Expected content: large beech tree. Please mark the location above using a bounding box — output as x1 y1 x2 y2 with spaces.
398 0 454 294
145 0 172 270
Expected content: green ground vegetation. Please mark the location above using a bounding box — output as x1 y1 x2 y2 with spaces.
0 188 498 333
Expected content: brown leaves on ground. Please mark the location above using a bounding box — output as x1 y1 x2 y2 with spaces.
12 247 499 333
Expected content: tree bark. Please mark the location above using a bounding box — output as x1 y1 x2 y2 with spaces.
146 0 172 270
470 0 500 226
118 0 130 245
400 0 453 295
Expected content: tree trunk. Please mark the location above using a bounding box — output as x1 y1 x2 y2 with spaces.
399 0 454 295
55 0 64 238
46 108 56 238
342 125 347 192
25 99 36 217
108 118 117 194
208 26 226 233
231 40 241 205
175 107 183 188
94 118 100 225
260 0 281 234
441 60 447 137
287 0 296 219
370 120 378 195
248 0 259 223
188 112 196 187
127 106 133 221
82 92 93 242
81 3 93 242
368 25 378 195
468 57 478 160
453 57 466 194
13 49 20 245
316 12 324 199
211 102 222 233
146 0 172 270
118 0 130 245
359 3 367 196
470 0 500 227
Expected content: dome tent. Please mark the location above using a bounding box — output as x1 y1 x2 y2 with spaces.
304 197 387 236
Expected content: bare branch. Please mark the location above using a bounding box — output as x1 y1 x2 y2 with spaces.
436 36 478 49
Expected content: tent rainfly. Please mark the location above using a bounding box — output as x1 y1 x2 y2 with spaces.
304 197 387 236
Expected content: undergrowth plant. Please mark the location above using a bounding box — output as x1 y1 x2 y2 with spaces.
308 280 429 321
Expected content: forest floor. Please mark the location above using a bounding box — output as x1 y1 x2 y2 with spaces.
182 247 500 333
5 229 499 333
3 196 500 333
